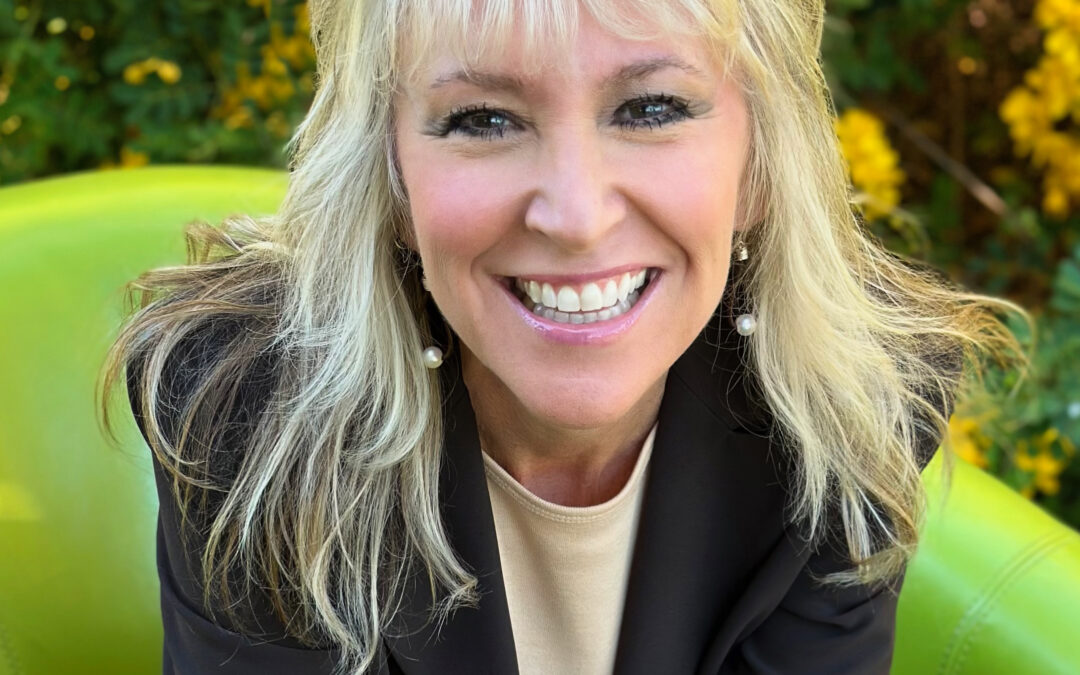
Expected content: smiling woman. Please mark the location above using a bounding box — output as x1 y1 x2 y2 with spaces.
393 14 752 497
98 1 1027 674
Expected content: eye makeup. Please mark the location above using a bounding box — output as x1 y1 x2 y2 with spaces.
423 91 702 141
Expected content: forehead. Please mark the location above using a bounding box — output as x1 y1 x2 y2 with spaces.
394 0 739 88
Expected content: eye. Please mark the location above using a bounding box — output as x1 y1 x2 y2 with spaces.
615 93 693 131
435 103 518 140
430 92 696 141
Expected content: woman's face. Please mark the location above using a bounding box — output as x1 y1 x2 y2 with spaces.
393 13 751 430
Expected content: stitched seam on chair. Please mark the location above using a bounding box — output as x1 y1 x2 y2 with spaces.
936 529 1072 675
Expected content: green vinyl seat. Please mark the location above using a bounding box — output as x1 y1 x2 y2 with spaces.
0 166 1077 675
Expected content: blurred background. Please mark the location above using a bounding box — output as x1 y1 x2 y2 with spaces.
0 0 1077 532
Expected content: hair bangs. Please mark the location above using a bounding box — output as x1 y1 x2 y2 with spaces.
394 0 740 86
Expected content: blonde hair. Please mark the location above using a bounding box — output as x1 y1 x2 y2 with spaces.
98 1 1029 673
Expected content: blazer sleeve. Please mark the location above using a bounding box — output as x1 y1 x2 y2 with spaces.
722 350 960 675
125 324 349 675
722 543 908 674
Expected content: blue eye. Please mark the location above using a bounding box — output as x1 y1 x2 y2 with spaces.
433 92 695 141
615 94 693 131
437 103 517 140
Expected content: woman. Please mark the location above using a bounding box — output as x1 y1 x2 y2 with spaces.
99 1 1027 673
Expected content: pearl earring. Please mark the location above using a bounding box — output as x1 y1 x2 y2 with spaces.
735 314 757 336
422 346 443 369
732 236 756 336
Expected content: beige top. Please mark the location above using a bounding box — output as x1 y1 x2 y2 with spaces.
481 425 658 675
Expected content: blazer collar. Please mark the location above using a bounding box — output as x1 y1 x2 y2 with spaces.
385 297 792 674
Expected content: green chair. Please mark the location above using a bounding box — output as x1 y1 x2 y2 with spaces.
1 166 1077 674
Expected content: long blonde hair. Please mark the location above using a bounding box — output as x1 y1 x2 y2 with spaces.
98 1 1029 673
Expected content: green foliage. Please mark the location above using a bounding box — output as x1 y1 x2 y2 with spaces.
822 0 1079 527
0 0 312 182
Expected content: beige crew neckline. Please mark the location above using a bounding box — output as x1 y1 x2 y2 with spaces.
480 424 658 524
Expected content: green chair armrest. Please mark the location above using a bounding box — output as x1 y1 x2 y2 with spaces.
0 166 286 675
894 451 1080 674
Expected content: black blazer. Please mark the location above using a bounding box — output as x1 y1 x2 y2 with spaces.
128 302 949 675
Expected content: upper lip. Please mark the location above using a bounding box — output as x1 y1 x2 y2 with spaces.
504 264 656 285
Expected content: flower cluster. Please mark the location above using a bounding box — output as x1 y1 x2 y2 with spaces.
99 147 150 170
949 415 992 470
123 57 183 86
210 3 315 135
950 414 1076 499
1000 0 1080 219
834 108 906 221
1015 428 1075 498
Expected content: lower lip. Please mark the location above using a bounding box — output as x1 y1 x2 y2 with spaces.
496 272 662 346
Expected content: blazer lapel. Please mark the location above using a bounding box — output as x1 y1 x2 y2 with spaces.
383 346 520 675
612 313 794 674
385 298 794 674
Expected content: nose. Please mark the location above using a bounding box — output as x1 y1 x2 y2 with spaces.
523 123 627 252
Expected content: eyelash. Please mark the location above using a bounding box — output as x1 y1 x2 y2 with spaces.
433 93 695 141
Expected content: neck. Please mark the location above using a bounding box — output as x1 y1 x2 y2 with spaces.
460 347 664 508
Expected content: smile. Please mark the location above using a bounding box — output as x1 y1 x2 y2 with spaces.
507 268 657 324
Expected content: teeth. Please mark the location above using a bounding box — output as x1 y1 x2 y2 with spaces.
580 283 603 311
617 273 631 303
514 268 657 323
525 289 645 324
541 283 557 308
556 286 580 312
602 280 618 306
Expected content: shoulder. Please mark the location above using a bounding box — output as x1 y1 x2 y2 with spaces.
125 315 280 479
125 316 299 640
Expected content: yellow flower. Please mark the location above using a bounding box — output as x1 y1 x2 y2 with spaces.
1035 0 1080 34
224 106 255 130
1043 185 1070 217
295 3 311 35
0 115 21 135
1013 428 1073 497
835 109 906 220
1015 440 1035 471
119 147 149 168
124 58 182 85
156 61 182 85
948 416 990 469
1001 0 1080 218
1033 452 1065 495
123 63 148 85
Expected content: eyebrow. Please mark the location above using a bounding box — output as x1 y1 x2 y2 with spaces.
428 55 708 94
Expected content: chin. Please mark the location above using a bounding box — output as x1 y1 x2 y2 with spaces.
513 376 653 431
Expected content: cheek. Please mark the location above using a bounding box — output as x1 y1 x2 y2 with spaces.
398 148 520 265
621 141 742 267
